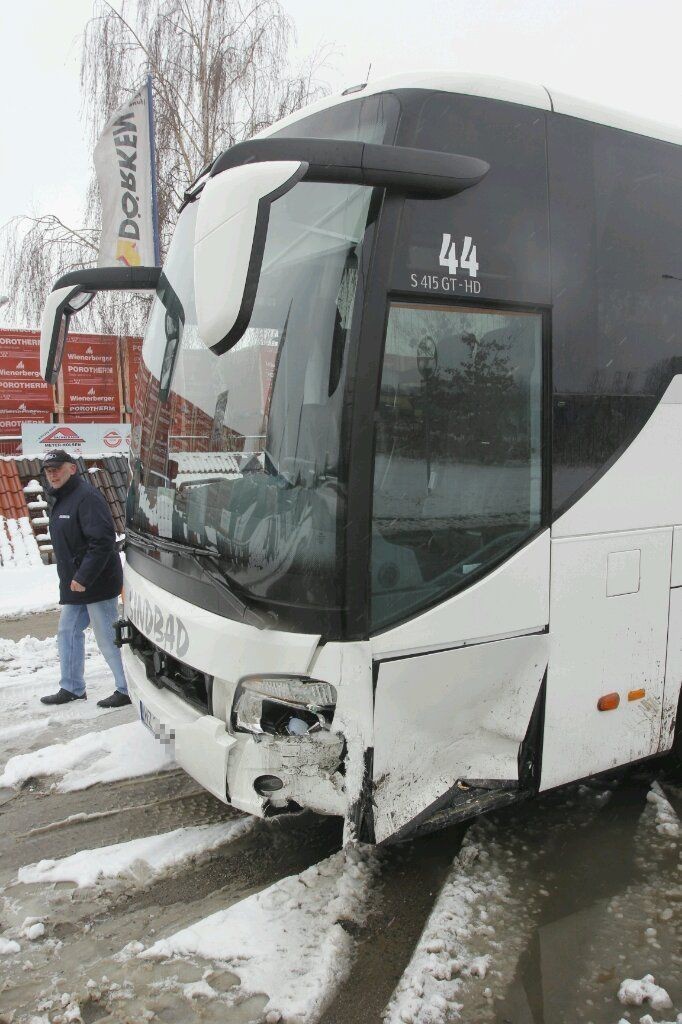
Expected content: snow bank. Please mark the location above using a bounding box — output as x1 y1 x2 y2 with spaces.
0 515 43 569
383 831 511 1024
617 973 673 1011
0 633 123 745
0 720 174 791
142 843 380 1022
18 819 253 888
646 781 680 838
0 563 59 618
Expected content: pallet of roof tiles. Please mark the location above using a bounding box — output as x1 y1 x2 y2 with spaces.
0 461 30 520
0 512 43 567
14 456 44 481
22 477 54 563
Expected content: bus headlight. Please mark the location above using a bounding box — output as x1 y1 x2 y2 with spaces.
232 675 338 737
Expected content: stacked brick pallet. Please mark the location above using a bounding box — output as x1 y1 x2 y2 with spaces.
57 334 123 423
0 461 30 519
0 331 56 454
0 329 142 454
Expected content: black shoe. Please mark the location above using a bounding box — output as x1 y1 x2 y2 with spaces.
97 691 132 709
40 688 87 705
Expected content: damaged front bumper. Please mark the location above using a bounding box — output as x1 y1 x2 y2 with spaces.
122 645 346 819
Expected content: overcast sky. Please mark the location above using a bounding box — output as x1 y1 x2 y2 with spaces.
2 0 681 322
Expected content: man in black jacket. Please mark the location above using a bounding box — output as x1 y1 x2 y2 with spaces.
40 449 131 709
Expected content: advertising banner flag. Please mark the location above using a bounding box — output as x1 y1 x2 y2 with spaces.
94 78 160 268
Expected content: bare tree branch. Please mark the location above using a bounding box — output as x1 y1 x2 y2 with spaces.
1 0 329 331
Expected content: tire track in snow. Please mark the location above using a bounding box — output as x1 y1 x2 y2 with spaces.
1 767 343 1024
0 720 175 792
140 843 382 1023
380 775 671 1024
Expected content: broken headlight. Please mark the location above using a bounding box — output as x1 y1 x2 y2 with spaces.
232 675 337 737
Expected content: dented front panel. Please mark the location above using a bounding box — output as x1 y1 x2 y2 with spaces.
372 633 548 843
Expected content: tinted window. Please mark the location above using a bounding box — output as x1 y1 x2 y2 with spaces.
549 115 682 510
390 91 551 306
272 93 400 145
371 301 543 630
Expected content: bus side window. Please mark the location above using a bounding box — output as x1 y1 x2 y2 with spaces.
371 301 543 630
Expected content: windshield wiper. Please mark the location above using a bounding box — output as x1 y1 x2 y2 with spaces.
126 528 267 627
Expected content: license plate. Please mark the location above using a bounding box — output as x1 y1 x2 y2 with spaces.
139 699 161 737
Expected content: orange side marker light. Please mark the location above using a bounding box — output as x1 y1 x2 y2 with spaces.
597 692 620 711
628 688 646 702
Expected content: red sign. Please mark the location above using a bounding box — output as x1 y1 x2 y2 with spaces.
0 330 42 358
0 328 145 427
62 362 117 382
0 358 40 378
0 412 51 432
61 335 118 365
0 330 55 410
60 341 118 385
0 398 56 414
63 383 121 404
0 379 55 409
67 413 126 423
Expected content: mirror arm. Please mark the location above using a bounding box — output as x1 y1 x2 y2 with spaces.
210 138 490 198
53 266 162 292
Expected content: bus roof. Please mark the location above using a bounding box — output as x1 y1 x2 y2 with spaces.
260 71 682 148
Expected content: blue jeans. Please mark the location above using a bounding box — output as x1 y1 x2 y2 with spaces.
57 598 128 697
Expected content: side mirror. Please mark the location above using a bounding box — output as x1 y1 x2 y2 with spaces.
194 160 307 356
40 266 161 382
195 137 489 355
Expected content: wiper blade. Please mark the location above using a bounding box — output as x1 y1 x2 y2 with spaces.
125 528 267 627
186 552 268 627
126 527 209 558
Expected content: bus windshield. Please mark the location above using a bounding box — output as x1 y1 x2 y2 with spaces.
128 179 375 621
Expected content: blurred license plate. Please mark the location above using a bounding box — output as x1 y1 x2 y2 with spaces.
139 700 161 736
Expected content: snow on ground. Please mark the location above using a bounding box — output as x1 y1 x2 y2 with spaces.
0 936 21 955
647 780 681 838
561 778 682 1024
0 720 174 791
0 563 60 618
17 819 253 888
0 633 121 747
383 823 517 1024
0 516 43 569
614 1015 679 1024
618 973 673 1011
141 843 380 1023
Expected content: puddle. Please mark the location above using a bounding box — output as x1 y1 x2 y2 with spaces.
487 773 681 1024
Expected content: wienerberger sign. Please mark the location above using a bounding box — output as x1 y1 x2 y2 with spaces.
21 422 131 457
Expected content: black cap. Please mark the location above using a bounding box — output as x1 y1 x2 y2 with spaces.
42 449 78 468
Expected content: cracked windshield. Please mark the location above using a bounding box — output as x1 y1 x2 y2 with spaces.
129 179 375 612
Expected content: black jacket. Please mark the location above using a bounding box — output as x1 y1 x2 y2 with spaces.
48 475 123 605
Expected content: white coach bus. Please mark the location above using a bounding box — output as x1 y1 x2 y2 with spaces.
41 74 682 843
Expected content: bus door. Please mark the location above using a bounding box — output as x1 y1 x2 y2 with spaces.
367 300 549 843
